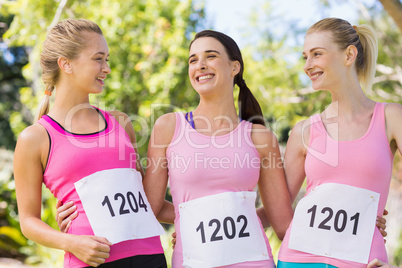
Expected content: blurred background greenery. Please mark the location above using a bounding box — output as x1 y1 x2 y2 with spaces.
0 0 401 267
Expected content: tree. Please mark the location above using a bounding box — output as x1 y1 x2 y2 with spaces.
0 8 30 261
352 1 402 104
239 3 331 143
378 0 402 32
0 9 30 150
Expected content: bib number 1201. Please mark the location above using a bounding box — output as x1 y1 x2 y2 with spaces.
102 191 148 217
307 205 360 235
196 215 250 244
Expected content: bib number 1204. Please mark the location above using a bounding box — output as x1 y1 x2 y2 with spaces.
102 191 148 217
196 215 250 244
307 205 360 235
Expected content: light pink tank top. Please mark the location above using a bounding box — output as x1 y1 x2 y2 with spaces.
38 108 163 268
279 102 394 267
167 112 274 268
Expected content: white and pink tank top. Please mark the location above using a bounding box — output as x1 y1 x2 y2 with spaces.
279 102 394 268
167 112 274 268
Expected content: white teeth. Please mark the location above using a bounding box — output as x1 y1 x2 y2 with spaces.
311 73 321 78
198 74 213 81
96 77 104 81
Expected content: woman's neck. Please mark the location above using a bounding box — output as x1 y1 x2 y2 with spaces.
196 96 238 120
326 89 375 120
192 94 240 132
325 76 374 115
47 82 96 123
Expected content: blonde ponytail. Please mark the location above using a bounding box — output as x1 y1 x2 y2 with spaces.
37 18 103 121
354 25 378 91
36 85 54 121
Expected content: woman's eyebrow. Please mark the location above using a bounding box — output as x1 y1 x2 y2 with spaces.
188 50 220 60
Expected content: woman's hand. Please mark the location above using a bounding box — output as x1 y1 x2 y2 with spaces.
367 258 400 268
171 232 176 249
256 207 270 229
376 209 388 243
67 235 112 267
56 200 78 233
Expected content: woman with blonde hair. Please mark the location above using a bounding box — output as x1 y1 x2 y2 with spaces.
277 17 401 268
13 18 166 267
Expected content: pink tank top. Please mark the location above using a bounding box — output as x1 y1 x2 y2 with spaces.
279 102 394 267
37 108 163 268
167 112 274 268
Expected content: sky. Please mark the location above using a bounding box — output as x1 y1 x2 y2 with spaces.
200 0 379 48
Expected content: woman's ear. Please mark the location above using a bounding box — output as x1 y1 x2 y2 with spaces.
58 56 73 74
232 61 241 76
345 45 358 67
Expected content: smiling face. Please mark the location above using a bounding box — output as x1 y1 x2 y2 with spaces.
68 32 111 94
188 37 239 96
303 31 348 91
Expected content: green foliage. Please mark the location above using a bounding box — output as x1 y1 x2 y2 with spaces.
365 8 402 104
0 226 27 250
394 232 402 266
0 11 30 150
240 4 332 143
0 148 26 260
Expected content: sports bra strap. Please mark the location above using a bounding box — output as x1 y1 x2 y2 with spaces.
185 111 195 129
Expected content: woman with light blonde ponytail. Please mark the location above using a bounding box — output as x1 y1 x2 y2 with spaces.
36 18 102 121
35 85 54 121
14 18 167 268
276 17 402 268
353 24 379 92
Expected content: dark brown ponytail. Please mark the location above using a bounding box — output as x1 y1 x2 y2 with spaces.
190 30 265 125
236 77 265 125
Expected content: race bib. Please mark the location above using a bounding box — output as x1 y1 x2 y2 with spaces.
289 183 380 264
179 191 269 268
74 168 165 244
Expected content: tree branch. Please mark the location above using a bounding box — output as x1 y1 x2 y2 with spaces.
48 0 69 30
378 0 402 32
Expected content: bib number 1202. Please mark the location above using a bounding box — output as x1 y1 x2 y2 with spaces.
102 191 148 217
196 215 250 244
307 205 360 235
